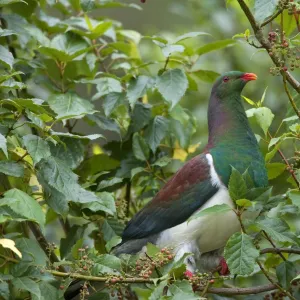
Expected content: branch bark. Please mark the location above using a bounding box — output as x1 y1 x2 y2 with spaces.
49 270 278 295
237 0 300 96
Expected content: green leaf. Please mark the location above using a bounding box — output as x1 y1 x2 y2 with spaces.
255 0 279 23
152 156 172 167
60 225 86 259
23 134 51 165
39 282 59 300
266 163 286 180
276 261 297 289
0 45 14 70
0 282 9 300
81 0 95 11
169 280 199 299
127 75 154 108
49 137 84 170
289 190 300 209
156 69 188 109
190 204 232 221
2 189 45 227
47 93 96 119
12 277 41 299
92 77 122 100
51 131 103 140
173 31 211 43
256 217 296 244
146 242 160 257
0 161 24 177
145 116 169 152
82 192 116 215
224 232 259 275
38 32 90 62
161 44 185 57
196 39 236 56
149 280 168 300
246 107 274 136
103 92 126 116
132 132 150 161
236 199 252 207
191 69 220 83
93 254 121 275
228 167 247 201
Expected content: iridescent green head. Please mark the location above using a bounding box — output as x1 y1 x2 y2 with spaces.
212 71 257 98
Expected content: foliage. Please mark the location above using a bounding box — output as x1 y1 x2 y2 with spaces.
0 0 299 299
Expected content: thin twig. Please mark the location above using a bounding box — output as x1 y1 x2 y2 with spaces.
28 222 66 273
262 231 286 261
257 260 296 300
261 9 284 27
49 270 279 295
237 0 300 94
260 247 300 255
283 73 300 119
125 182 131 217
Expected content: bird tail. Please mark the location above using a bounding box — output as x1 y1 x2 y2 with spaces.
112 235 158 256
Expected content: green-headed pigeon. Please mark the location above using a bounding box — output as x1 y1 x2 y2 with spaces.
114 71 268 275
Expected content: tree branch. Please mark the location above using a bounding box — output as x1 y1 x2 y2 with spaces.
237 0 300 94
28 222 66 273
49 270 279 296
261 9 284 27
260 247 300 255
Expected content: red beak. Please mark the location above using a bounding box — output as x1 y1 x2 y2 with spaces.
241 73 257 81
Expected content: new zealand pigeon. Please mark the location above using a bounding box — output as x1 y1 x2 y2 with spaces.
114 71 268 274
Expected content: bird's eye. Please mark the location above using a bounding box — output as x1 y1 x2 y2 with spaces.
223 76 230 83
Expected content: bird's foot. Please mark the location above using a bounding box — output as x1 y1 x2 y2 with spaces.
218 257 229 275
184 270 194 278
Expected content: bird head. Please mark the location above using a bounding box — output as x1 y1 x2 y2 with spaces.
212 71 257 98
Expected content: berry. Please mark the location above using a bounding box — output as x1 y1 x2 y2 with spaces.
59 285 65 290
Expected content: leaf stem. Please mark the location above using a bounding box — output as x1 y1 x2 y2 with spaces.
262 231 286 261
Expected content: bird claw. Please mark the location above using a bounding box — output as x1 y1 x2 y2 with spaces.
184 270 194 278
219 257 229 275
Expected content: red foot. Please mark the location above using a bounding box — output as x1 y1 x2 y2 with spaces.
219 257 230 275
184 270 193 278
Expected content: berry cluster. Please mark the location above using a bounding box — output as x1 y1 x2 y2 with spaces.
105 276 131 300
268 29 300 75
76 246 94 273
185 271 217 291
133 247 174 279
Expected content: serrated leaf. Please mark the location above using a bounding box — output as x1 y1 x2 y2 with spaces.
92 77 122 100
2 189 45 227
0 161 24 177
0 133 8 158
38 32 90 62
276 261 297 289
190 204 232 221
12 277 41 299
0 238 22 258
103 92 126 116
39 282 59 300
23 134 51 165
256 217 296 244
266 163 286 180
47 93 96 119
82 191 116 215
156 69 188 109
246 107 274 136
152 156 172 167
0 45 14 70
127 76 154 108
145 116 169 152
224 232 259 275
132 132 149 161
49 137 84 170
255 0 279 23
228 167 247 201
196 39 236 56
289 190 300 209
0 282 9 300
